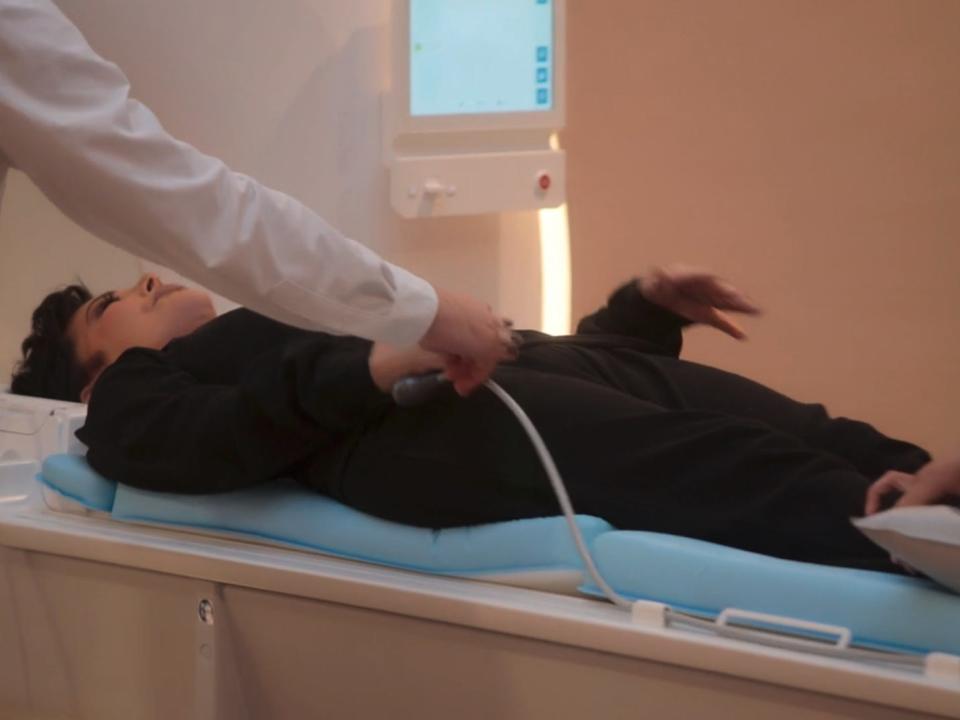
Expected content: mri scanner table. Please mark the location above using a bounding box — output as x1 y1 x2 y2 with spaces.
1 394 959 719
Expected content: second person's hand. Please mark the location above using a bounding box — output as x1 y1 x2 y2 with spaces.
865 455 960 514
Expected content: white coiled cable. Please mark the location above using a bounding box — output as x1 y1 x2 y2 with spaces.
481 379 928 667
394 372 927 665
483 379 633 609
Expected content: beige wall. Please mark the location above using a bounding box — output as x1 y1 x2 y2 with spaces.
565 0 960 457
0 174 142 383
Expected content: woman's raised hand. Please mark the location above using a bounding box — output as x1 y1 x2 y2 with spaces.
640 265 762 340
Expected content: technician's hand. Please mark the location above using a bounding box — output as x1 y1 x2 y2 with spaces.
418 287 517 396
640 265 762 340
865 455 960 514
368 343 446 393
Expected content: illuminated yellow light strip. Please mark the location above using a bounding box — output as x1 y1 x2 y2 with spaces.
538 202 571 335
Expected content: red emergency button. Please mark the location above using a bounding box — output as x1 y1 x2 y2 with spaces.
537 172 551 191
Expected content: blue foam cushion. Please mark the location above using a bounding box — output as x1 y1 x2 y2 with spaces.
39 454 960 656
40 454 611 576
111 481 611 575
583 531 960 655
39 453 117 512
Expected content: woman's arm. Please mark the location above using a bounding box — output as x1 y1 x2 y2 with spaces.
76 336 390 493
576 266 761 356
576 279 690 356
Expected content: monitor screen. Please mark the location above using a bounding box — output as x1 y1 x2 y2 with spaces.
410 0 554 117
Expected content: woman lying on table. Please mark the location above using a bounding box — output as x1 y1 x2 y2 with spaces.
12 266 949 573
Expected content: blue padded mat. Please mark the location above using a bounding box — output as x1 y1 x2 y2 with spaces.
40 453 117 512
39 454 612 577
582 530 960 655
39 454 960 656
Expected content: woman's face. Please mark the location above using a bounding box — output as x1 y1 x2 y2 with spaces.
69 274 216 399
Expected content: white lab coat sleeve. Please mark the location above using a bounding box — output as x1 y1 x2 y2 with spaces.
0 0 438 344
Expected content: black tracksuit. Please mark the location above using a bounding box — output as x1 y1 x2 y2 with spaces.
76 281 929 572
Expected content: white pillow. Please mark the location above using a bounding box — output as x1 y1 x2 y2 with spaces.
854 506 960 594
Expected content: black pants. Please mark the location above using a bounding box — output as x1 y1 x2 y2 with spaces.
325 342 930 573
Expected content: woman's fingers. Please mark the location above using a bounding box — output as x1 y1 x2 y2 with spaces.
686 278 762 314
712 288 763 315
667 274 762 314
701 307 746 339
645 266 761 337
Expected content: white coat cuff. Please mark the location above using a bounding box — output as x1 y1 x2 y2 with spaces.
373 265 438 346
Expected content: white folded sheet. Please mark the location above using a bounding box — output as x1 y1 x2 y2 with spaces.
854 506 960 593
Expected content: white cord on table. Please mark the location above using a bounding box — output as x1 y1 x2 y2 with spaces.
482 378 928 668
484 379 632 609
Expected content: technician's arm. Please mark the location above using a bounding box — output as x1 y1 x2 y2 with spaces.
0 0 435 344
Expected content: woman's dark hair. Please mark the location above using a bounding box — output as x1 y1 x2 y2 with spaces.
9 284 93 402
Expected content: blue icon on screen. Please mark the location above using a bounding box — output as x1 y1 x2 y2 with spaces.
537 46 548 63
537 88 549 105
537 67 548 83
536 0 549 5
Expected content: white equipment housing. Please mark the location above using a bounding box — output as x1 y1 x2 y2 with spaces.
383 0 566 217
